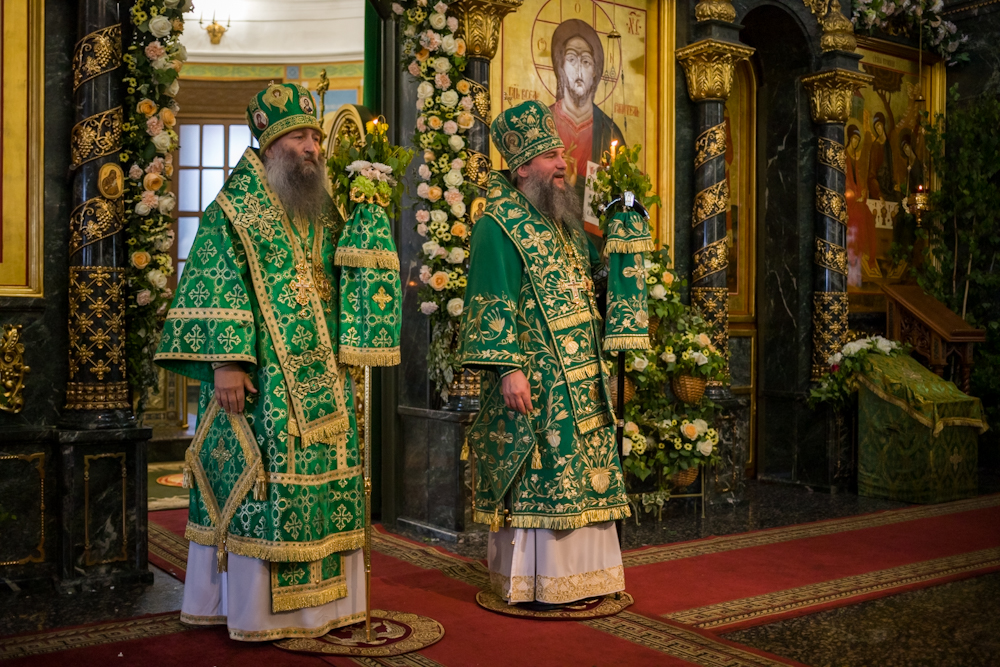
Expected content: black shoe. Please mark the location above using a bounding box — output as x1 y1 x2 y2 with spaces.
517 600 567 612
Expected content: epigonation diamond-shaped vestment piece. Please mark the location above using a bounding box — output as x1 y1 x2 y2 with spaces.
155 82 366 641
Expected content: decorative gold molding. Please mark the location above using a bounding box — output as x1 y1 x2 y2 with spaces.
692 237 730 282
820 0 857 53
692 180 730 227
694 123 727 170
0 453 45 566
691 286 729 364
815 238 848 276
816 183 848 224
69 197 124 257
676 39 755 102
812 291 849 379
72 25 122 91
66 382 130 410
83 452 128 566
66 266 129 410
70 107 123 169
465 150 491 189
802 0 832 15
801 69 873 124
817 136 846 173
695 0 736 22
0 325 30 414
453 0 524 61
465 78 492 122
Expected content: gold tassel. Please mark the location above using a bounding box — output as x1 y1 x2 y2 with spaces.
460 439 470 461
253 464 267 501
489 507 501 532
217 539 228 573
531 443 542 469
181 464 193 489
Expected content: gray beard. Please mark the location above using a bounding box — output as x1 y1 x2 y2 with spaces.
263 145 327 221
518 176 583 233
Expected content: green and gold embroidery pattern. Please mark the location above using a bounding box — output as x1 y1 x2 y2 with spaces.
338 266 401 366
271 552 347 613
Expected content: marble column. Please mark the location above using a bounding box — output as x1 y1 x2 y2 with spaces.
63 0 133 429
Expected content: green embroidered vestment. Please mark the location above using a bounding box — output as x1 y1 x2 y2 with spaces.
155 148 364 613
459 172 631 530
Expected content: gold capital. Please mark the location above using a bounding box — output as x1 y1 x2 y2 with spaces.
452 0 523 61
801 68 873 123
820 0 857 52
676 39 755 102
695 0 737 22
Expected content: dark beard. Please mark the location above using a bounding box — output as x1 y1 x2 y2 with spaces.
263 144 327 221
518 175 583 233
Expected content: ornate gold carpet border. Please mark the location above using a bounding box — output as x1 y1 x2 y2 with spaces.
274 610 444 657
148 521 189 574
0 613 188 660
623 495 1000 568
475 589 634 620
372 530 490 589
665 546 1000 630
351 654 447 667
584 611 800 667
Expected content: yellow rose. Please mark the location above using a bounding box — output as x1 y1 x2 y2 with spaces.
136 98 157 117
697 332 712 347
427 116 443 130
456 112 475 130
171 59 183 73
416 48 430 62
456 80 471 95
131 250 152 269
455 38 467 56
160 108 176 127
450 222 468 238
164 163 174 177
143 173 165 191
427 185 443 202
662 271 674 285
681 423 699 440
428 271 450 291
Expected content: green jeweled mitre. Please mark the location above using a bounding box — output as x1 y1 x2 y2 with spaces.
247 82 322 151
490 100 565 172
604 205 652 351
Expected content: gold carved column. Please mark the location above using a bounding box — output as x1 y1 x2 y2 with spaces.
676 2 753 385
801 2 872 379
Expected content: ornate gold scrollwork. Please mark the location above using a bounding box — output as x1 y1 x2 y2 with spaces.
802 0 831 16
465 150 492 189
0 325 31 414
817 136 846 173
802 69 873 124
692 237 730 282
66 266 129 410
816 183 848 224
452 0 524 60
695 0 737 22
676 39 755 102
69 197 125 257
65 381 130 410
691 286 730 375
820 0 857 53
815 238 848 275
70 107 123 168
464 78 492 123
692 180 730 227
73 25 122 91
694 123 727 170
812 291 849 379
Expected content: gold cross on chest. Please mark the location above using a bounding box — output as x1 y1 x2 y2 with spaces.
558 276 589 306
211 437 232 471
292 262 314 307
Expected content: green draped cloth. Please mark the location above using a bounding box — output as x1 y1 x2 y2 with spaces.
155 147 364 615
459 172 631 530
603 208 651 351
858 354 989 504
334 200 402 367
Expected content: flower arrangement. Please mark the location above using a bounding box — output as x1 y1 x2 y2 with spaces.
587 143 660 230
121 0 189 406
327 118 414 220
659 313 727 382
852 0 968 63
395 0 478 402
810 335 908 408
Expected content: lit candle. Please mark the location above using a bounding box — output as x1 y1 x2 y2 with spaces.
609 140 618 162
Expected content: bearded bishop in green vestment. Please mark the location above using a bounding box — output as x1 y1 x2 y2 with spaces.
459 101 631 607
155 83 366 641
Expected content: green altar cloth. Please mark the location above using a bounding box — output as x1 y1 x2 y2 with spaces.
858 354 989 504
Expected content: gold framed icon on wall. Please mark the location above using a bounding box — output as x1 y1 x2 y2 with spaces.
1 0 44 297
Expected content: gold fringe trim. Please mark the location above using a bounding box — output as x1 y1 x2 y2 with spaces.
186 521 214 544
858 375 988 437
564 362 601 383
334 246 400 270
180 612 227 626
473 504 631 531
549 310 592 332
300 416 351 447
603 335 652 351
604 238 655 255
287 414 301 437
225 529 366 563
577 412 613 433
338 346 401 368
227 610 366 642
272 581 349 613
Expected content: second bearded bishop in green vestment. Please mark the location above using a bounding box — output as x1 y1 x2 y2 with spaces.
459 101 631 607
155 83 367 641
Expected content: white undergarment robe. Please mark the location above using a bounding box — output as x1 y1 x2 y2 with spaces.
180 542 365 641
487 521 626 604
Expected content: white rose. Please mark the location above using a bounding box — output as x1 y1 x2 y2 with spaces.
151 56 172 70
450 201 466 218
632 355 648 372
158 194 176 214
417 81 435 99
148 15 173 38
433 56 451 73
440 90 459 107
446 247 465 264
448 135 465 151
172 44 188 62
876 338 894 355
135 202 151 216
422 241 441 258
827 352 843 366
695 352 709 366
429 12 447 30
164 79 179 97
443 169 464 188
164 0 180 6
650 284 667 300
441 35 457 55
420 301 439 315
622 438 633 457
151 132 173 153
692 419 708 436
696 440 714 456
147 269 168 289
430 210 448 224
391 2 404 14
661 351 676 363
446 297 464 317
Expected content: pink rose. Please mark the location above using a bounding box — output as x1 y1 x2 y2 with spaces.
434 2 448 13
141 190 159 208
416 116 427 133
146 116 164 136
447 16 458 32
444 188 463 206
420 301 439 315
146 157 164 175
128 164 143 180
136 289 152 306
145 41 166 60
435 73 451 90
451 158 465 170
417 223 429 236
416 183 430 199
421 30 442 51
419 266 432 283
418 164 431 179
461 96 474 110
408 61 421 77
442 120 458 135
415 210 430 223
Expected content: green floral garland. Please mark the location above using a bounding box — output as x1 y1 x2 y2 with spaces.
394 0 478 402
121 0 188 407
809 335 908 409
852 0 967 64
